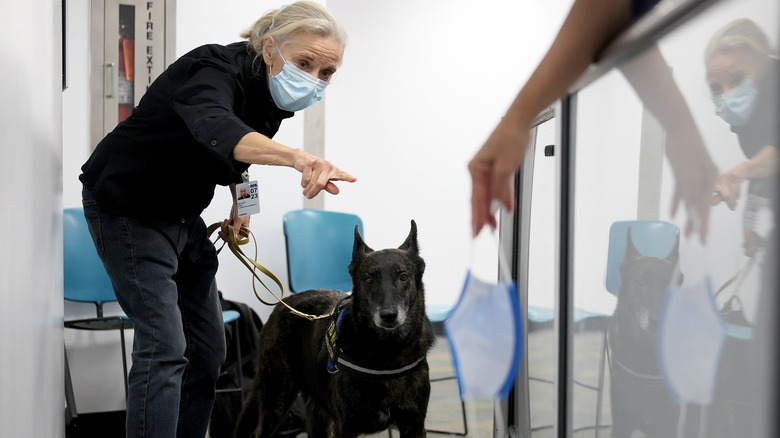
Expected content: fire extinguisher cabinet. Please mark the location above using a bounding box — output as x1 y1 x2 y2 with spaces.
90 0 175 146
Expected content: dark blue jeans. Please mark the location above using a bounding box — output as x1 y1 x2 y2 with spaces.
82 197 226 438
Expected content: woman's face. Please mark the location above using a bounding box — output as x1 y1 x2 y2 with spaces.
706 49 762 97
263 32 342 82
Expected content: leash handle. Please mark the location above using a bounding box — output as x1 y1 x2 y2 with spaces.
206 222 335 321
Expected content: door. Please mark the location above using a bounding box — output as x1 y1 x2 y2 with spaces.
90 0 170 145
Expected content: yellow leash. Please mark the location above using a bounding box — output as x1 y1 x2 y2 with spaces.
206 222 336 321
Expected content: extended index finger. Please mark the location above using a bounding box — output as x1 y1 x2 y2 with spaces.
330 169 357 183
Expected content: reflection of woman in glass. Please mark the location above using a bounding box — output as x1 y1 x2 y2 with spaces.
705 19 777 436
706 19 777 257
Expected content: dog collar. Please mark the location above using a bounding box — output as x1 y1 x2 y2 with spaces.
335 352 426 376
323 298 426 377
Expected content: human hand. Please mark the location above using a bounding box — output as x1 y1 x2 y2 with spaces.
711 167 745 210
292 150 356 199
468 118 531 236
219 203 251 242
665 128 719 244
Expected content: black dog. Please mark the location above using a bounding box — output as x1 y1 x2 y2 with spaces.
233 220 435 438
608 229 682 438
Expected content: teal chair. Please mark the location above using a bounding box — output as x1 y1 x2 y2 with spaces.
63 207 134 421
605 220 681 295
283 209 363 293
64 208 244 421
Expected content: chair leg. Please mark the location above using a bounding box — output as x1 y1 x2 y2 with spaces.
119 320 128 400
595 329 609 435
64 345 78 424
233 318 244 401
426 376 468 436
119 321 130 401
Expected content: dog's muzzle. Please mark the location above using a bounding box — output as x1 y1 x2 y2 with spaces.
374 306 407 330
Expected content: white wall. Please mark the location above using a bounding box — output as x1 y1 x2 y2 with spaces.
325 0 573 306
0 0 64 436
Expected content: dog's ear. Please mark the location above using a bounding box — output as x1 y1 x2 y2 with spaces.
624 227 641 260
398 220 419 255
351 225 373 264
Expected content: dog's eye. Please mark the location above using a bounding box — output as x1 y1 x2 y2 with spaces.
365 276 374 285
399 273 408 282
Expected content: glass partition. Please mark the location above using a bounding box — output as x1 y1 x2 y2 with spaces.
567 0 778 436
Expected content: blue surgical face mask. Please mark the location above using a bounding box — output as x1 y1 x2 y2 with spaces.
444 237 522 401
658 277 726 405
713 78 759 127
445 273 522 400
268 46 329 112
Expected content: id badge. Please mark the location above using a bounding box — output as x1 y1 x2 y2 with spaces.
236 181 260 217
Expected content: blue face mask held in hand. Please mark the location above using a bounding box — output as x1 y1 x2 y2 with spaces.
268 45 329 112
714 78 759 127
444 240 522 401
658 277 726 406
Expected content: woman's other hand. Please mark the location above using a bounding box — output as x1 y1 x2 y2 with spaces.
219 203 251 242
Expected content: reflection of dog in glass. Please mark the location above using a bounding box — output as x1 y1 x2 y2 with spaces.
608 229 682 438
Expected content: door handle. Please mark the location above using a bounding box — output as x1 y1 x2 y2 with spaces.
105 62 116 98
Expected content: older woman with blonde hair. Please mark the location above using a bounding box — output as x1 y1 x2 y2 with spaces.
79 3 352 437
705 18 777 257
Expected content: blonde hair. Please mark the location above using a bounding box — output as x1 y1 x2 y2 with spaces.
705 19 775 65
241 1 347 68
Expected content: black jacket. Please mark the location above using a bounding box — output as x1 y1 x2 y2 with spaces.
80 42 293 219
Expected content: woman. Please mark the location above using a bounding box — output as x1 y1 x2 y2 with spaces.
705 19 777 435
706 18 777 257
79 3 353 437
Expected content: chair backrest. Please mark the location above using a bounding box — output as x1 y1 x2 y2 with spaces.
605 220 680 295
63 207 117 303
283 209 363 293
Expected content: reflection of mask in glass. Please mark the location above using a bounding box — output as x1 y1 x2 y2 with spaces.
444 272 522 400
658 278 726 405
713 78 759 127
268 47 328 112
